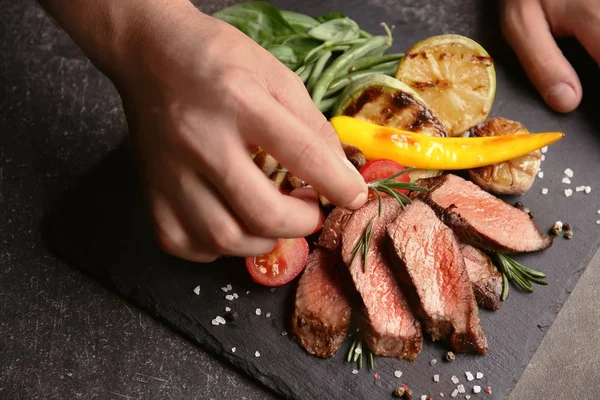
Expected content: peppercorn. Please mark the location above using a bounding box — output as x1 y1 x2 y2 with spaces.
392 387 406 398
550 222 563 236
514 202 525 211
224 311 238 322
528 211 536 219
563 223 572 231
445 351 455 362
403 387 413 399
564 230 573 240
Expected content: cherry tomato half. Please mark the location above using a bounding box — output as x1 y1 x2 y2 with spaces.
359 159 411 199
245 238 309 287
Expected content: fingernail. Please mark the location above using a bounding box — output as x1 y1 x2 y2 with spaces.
348 191 368 210
545 82 577 113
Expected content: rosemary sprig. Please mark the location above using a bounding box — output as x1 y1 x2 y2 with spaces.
351 167 428 272
493 253 547 301
346 329 374 371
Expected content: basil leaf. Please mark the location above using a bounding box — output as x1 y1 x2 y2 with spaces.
316 11 348 23
282 36 322 59
213 1 295 46
280 10 319 33
308 18 360 42
265 44 301 70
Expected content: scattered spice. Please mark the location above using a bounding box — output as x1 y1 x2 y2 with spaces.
476 372 484 379
537 171 544 179
541 188 548 195
564 168 574 178
465 396 471 400
215 316 226 325
233 293 239 299
352 369 359 375
225 295 234 301
246 291 251 295
562 177 571 184
473 386 482 394
563 222 571 231
254 351 261 357
281 331 288 336
440 393 444 398
211 319 219 326
221 287 229 293
269 287 276 293
226 284 232 291
445 351 456 362
394 370 403 378
465 371 474 381
484 387 492 395
451 388 459 398
451 375 459 384
403 387 413 399
392 387 406 398
457 384 465 394
266 312 271 318
373 372 381 380
586 186 592 194
420 395 427 400
433 374 440 383
225 307 231 312
224 311 238 322
564 230 573 240
231 347 236 353
255 308 262 316
565 188 573 197
576 186 586 192
550 222 563 236
514 201 525 210
528 211 536 219
430 358 437 366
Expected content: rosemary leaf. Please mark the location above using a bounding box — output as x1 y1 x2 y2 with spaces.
501 272 509 301
368 350 374 371
353 341 362 362
363 218 375 272
358 351 363 369
347 338 357 362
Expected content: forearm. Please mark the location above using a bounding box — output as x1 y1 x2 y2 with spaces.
37 0 211 83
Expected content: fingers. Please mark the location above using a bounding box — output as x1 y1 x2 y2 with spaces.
237 83 368 210
572 8 600 73
501 0 581 113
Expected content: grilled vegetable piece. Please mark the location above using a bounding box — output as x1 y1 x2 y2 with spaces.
341 142 366 170
465 118 541 195
253 150 280 176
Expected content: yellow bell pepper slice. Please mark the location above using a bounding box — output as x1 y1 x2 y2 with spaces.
330 116 564 170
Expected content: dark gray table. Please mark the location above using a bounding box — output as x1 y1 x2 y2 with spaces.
1 1 599 399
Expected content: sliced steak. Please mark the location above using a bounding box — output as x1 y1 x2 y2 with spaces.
341 197 423 360
461 244 503 310
387 200 488 354
292 248 352 358
413 173 553 253
318 207 353 254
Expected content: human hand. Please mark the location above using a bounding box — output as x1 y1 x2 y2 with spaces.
115 4 368 262
500 0 600 113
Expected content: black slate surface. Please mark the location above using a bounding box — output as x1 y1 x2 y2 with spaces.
44 1 600 399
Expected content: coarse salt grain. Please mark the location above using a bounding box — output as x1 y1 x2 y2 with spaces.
225 307 231 312
226 284 232 291
211 319 219 326
394 370 403 378
231 347 236 353
434 374 440 382
281 331 288 336
233 293 239 299
255 351 260 357
562 177 571 184
565 188 573 197
476 372 483 379
597 220 600 225
440 394 444 398
352 369 359 375
266 312 271 318
246 291 250 295
221 287 229 292
457 384 465 394
193 286 200 295
451 375 459 384
541 154 546 161
576 186 586 192
466 396 471 400
473 386 482 394
215 316 226 325
354 348 362 355
565 168 574 178
466 371 474 381
541 188 548 195
225 295 234 301
270 288 276 293
586 186 592 194
597 210 600 214
451 388 459 398
421 396 427 400
538 171 544 179
255 308 262 316
430 359 437 366
542 146 548 154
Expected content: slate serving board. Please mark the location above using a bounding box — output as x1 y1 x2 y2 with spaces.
45 1 600 399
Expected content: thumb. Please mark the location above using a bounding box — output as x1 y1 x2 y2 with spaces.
501 0 582 113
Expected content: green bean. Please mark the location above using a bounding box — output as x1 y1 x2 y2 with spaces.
311 35 389 105
361 43 388 59
359 29 372 38
304 38 366 64
341 53 404 77
324 64 397 98
307 51 332 92
317 97 337 113
298 62 315 84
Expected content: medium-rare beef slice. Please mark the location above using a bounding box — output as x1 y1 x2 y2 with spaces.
461 244 503 310
341 197 423 360
413 173 552 253
292 248 352 358
387 200 488 354
318 207 353 253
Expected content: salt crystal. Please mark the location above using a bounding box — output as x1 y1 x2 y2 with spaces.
352 369 359 375
466 371 474 381
233 293 239 299
562 177 571 184
434 374 440 382
394 370 403 378
538 171 544 179
586 186 592 194
226 284 232 291
225 295 234 301
597 210 600 215
255 308 262 316
246 291 250 295
576 186 586 192
565 168 574 178
457 384 465 394
597 220 600 225
255 351 260 357
430 359 437 366
466 396 471 400
476 372 483 379
354 348 362 355
421 396 427 400
270 288 276 293
451 375 459 384
565 188 573 197
193 286 200 295
541 188 548 195
231 347 236 353
281 331 288 336
221 287 229 292
541 154 546 161
225 307 231 312
215 316 226 325
211 319 219 326
473 386 482 394
266 312 271 318
440 394 444 398
451 388 459 398
542 146 548 154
